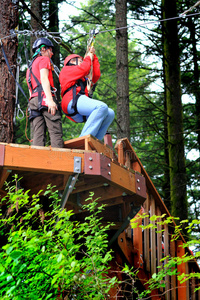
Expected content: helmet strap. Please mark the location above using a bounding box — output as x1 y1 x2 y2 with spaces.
32 44 46 58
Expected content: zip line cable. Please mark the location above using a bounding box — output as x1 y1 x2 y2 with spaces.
1 11 200 44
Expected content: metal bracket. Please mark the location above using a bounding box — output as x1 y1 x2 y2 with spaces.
108 204 141 247
59 157 82 210
74 156 82 173
135 173 146 199
84 152 111 180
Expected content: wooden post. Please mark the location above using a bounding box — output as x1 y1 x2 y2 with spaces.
150 195 156 275
133 212 143 269
104 133 113 148
117 140 125 165
170 239 177 300
176 240 189 300
143 193 150 272
164 223 170 300
156 207 163 293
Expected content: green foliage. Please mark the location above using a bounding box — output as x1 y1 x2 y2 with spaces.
130 212 200 297
0 178 118 300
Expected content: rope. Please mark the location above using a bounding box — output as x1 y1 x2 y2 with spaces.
25 107 33 143
85 29 98 95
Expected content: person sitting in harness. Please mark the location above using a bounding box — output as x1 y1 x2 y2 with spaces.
59 46 115 141
26 37 63 148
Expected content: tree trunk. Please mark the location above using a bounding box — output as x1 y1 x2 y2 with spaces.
162 0 187 221
187 17 200 151
49 0 60 97
115 0 130 140
0 0 18 143
30 0 42 55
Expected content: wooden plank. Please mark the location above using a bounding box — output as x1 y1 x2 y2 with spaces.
115 140 125 165
0 169 11 189
88 136 114 159
133 211 143 269
164 223 170 300
118 231 133 265
70 184 125 205
150 195 156 275
170 239 177 300
191 276 196 300
156 207 162 269
177 240 189 300
4 145 84 174
110 162 136 194
125 151 131 169
143 193 150 272
64 135 90 150
132 161 142 173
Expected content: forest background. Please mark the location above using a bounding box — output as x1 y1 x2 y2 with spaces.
0 0 199 248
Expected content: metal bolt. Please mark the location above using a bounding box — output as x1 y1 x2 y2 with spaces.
89 157 93 161
75 168 80 172
121 238 123 242
108 171 111 175
108 163 111 167
137 179 140 182
138 187 141 191
89 165 93 170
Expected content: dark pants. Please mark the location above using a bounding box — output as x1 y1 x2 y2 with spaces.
29 97 64 148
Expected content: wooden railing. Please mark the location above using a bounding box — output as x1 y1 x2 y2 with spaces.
115 138 200 299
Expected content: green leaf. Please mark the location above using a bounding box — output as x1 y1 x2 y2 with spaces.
10 250 22 260
57 253 63 263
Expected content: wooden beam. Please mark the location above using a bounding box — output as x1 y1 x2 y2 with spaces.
64 135 90 150
118 231 134 265
0 169 11 189
3 144 84 174
110 162 136 194
69 184 125 205
133 210 143 269
87 135 114 159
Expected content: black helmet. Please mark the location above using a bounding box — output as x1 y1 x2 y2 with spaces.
32 37 54 53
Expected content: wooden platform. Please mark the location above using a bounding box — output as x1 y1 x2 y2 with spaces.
0 134 199 299
0 135 146 226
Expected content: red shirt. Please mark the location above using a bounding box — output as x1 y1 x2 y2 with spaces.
26 56 54 100
59 55 101 115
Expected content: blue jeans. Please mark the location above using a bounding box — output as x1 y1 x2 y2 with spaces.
67 95 115 140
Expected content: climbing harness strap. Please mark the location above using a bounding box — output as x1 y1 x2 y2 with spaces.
63 79 87 122
28 57 58 118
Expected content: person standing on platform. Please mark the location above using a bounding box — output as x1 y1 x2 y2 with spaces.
26 37 63 148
